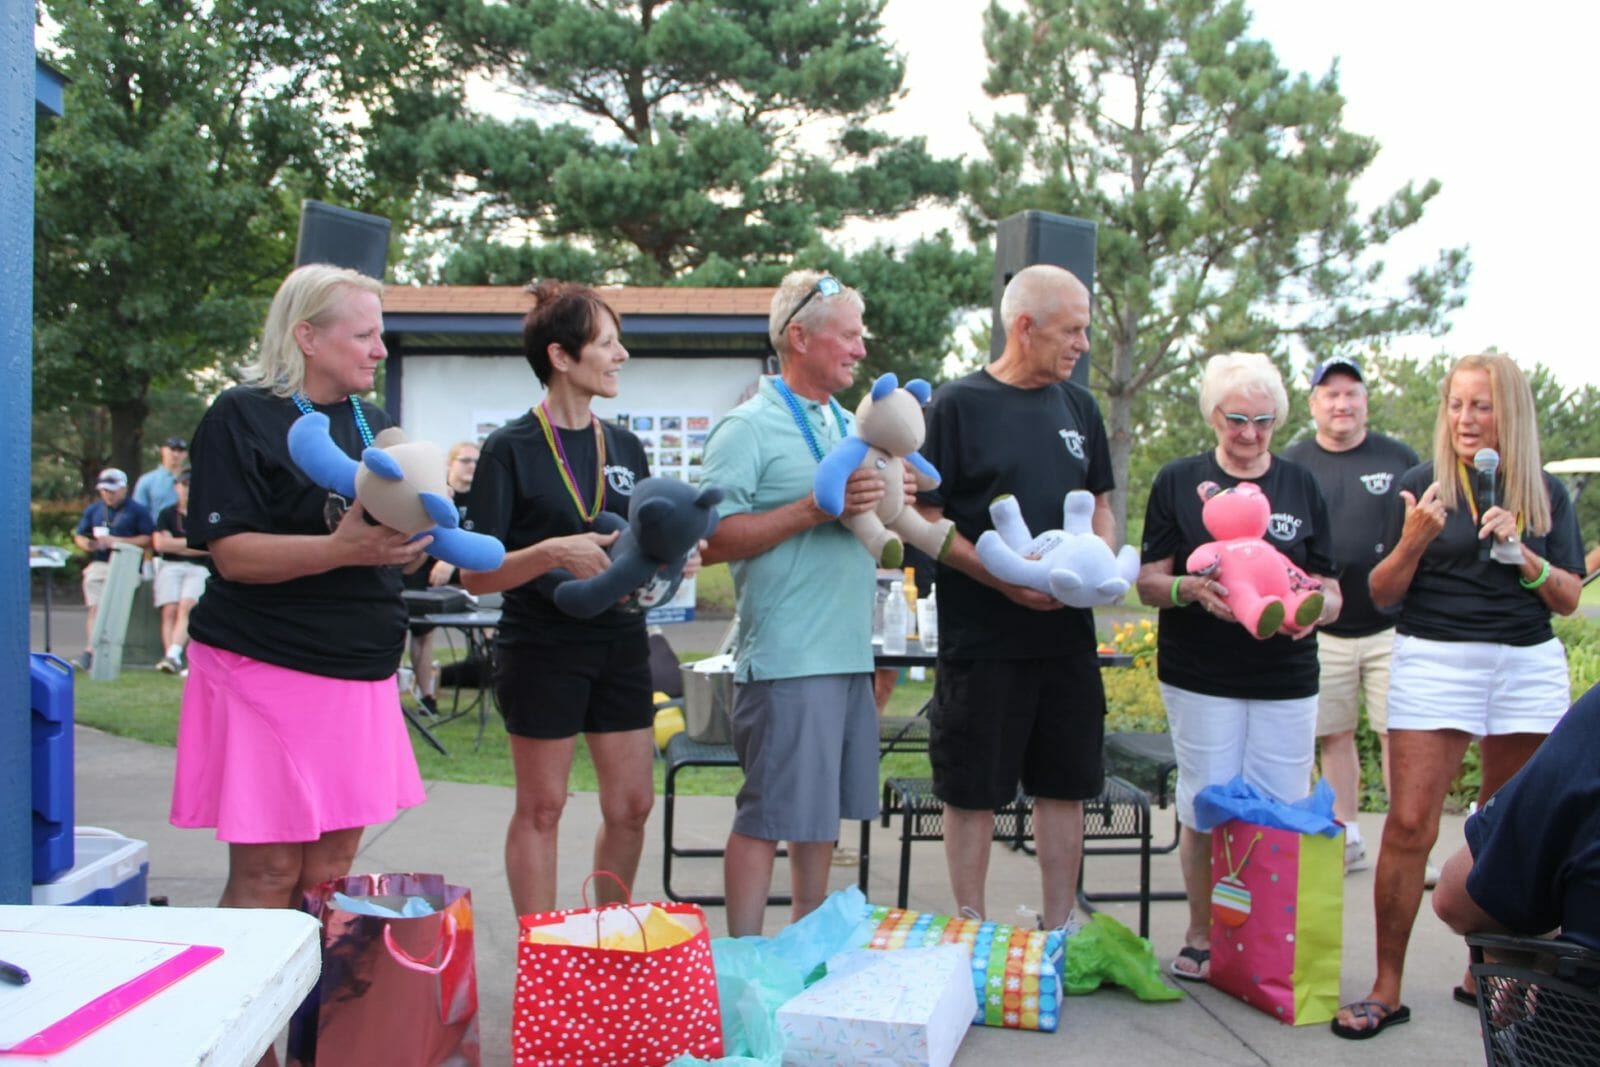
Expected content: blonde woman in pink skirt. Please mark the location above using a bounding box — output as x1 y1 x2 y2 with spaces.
170 264 429 923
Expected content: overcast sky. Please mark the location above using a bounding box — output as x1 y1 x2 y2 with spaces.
877 0 1599 391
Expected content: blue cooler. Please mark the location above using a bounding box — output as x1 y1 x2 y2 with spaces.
31 652 74 883
32 827 149 906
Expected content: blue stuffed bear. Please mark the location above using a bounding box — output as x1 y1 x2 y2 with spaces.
287 412 505 573
813 372 954 568
543 476 724 620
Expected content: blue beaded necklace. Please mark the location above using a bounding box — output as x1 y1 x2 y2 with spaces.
292 392 375 449
771 376 847 462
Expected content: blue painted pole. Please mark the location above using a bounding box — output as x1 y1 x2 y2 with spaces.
1 5 40 904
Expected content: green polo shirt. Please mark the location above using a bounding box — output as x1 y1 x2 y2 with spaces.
701 376 875 682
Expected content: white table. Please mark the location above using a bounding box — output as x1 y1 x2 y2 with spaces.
0 905 320 1066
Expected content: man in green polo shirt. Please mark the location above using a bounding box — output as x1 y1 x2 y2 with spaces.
701 270 888 936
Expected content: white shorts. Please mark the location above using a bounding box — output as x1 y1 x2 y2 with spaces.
153 561 208 607
1160 683 1319 830
1314 629 1396 736
1385 633 1569 736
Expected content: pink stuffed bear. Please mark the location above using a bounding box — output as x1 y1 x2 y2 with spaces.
1186 481 1324 640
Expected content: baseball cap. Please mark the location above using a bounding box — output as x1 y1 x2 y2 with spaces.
1311 356 1363 387
164 436 188 450
95 468 128 490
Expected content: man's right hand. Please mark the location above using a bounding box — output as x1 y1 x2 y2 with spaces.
829 467 887 519
1001 583 1064 612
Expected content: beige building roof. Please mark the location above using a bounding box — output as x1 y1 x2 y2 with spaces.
382 286 778 316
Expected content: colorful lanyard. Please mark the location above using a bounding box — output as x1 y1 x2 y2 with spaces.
771 376 847 462
292 393 375 449
1454 460 1523 535
534 400 606 524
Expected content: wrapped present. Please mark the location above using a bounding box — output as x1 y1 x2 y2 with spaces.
859 906 1064 1031
777 945 975 1067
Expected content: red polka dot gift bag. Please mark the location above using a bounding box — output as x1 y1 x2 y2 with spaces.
512 873 723 1066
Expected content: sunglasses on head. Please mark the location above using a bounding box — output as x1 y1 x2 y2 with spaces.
1222 413 1277 429
779 275 843 334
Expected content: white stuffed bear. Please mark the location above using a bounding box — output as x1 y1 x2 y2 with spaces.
976 490 1139 608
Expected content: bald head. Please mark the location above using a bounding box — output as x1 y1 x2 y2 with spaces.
1000 264 1088 337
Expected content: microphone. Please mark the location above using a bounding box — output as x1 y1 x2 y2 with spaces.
1474 447 1499 561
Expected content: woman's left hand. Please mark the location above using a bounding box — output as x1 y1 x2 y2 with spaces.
427 559 456 587
1479 505 1521 549
1194 577 1235 623
683 542 705 579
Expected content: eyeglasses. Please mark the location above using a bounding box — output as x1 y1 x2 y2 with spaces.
1222 413 1277 431
778 275 843 334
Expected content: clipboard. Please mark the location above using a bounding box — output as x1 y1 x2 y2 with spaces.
0 931 223 1056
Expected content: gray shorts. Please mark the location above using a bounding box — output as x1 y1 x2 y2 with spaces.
729 673 879 842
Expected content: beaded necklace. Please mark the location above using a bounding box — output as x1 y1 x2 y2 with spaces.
292 393 375 449
771 376 847 462
534 400 607 524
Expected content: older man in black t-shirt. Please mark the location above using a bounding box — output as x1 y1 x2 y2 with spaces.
1282 357 1418 874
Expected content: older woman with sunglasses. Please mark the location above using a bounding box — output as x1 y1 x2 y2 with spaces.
1135 352 1341 983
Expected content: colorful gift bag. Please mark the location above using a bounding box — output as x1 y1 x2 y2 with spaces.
860 906 1065 1031
287 872 479 1066
1208 820 1343 1025
513 874 723 1066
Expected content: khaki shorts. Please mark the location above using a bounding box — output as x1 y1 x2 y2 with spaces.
80 560 109 608
1314 629 1395 736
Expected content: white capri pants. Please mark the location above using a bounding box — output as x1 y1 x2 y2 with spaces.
1161 683 1319 830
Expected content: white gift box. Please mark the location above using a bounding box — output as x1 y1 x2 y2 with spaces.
777 945 976 1067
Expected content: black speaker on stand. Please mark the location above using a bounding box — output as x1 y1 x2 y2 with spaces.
990 210 1097 386
294 200 391 281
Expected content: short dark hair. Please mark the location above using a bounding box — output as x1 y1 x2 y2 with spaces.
522 280 621 386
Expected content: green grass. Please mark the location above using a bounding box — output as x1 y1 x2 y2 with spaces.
72 661 933 798
1581 576 1600 609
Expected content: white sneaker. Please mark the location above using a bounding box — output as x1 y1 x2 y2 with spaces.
1424 863 1440 889
1344 838 1372 874
157 655 183 675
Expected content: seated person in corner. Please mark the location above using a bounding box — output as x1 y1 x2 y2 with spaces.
1433 679 1600 952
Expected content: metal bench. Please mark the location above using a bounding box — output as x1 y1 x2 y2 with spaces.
880 774 1155 937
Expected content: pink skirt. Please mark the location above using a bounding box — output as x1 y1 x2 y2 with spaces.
170 641 426 843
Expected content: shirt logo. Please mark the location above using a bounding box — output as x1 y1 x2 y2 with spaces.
605 465 637 495
1268 512 1302 542
1360 472 1394 495
1059 429 1085 461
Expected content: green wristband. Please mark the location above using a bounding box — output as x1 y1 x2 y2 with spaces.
1519 558 1551 591
1170 576 1186 606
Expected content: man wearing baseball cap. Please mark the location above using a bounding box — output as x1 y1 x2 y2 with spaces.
1283 357 1420 873
133 435 189 516
71 468 155 670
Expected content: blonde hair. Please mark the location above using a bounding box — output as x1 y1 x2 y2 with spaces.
446 440 479 465
1432 353 1551 534
1197 352 1289 428
241 264 384 398
768 270 864 362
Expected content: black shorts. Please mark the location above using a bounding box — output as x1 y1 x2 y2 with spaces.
929 650 1106 810
494 629 653 740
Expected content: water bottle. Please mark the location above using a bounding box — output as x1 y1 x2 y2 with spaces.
882 580 908 655
872 581 888 647
917 584 938 655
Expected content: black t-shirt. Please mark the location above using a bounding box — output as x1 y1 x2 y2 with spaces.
154 504 197 562
1142 452 1336 700
465 411 651 645
1391 462 1584 646
1280 433 1419 637
1467 681 1600 950
185 386 407 681
919 370 1115 659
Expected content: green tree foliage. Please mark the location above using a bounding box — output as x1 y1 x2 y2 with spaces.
34 0 438 487
965 0 1470 537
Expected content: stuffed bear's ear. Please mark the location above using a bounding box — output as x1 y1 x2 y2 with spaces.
1196 480 1223 502
871 372 897 400
906 379 932 403
695 486 725 509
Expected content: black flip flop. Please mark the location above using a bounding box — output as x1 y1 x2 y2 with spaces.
1331 1000 1411 1040
1453 985 1478 1007
1169 945 1210 982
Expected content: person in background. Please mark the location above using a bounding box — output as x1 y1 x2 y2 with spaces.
1334 353 1584 1039
1281 357 1418 874
1136 351 1341 983
151 469 208 674
700 269 885 936
403 440 480 716
461 281 661 917
133 435 189 517
170 264 429 1021
70 466 154 671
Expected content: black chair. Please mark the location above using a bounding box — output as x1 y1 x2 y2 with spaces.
1466 932 1600 1066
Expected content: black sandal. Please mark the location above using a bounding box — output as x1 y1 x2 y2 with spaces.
1169 945 1210 982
